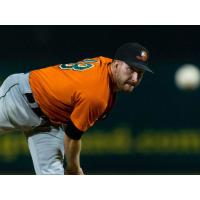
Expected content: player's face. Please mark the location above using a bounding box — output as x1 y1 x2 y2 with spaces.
113 61 144 92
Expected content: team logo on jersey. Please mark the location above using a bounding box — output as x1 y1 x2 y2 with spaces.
60 59 97 71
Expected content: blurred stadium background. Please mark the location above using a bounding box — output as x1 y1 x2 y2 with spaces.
1 25 200 174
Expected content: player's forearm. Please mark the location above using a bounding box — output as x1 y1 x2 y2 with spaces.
64 134 82 170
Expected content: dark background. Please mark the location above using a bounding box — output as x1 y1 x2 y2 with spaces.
1 25 200 174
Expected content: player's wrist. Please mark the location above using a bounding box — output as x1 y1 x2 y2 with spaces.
65 166 84 175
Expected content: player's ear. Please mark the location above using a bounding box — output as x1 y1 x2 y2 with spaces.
113 60 119 69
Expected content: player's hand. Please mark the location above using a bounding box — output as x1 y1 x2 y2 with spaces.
65 167 84 175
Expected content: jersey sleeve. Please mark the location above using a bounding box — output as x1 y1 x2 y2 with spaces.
70 92 105 132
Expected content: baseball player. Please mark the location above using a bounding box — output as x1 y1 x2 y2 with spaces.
0 42 153 175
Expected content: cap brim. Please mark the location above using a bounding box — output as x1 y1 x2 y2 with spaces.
126 61 153 73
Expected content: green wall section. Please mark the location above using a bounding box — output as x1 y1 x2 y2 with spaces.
1 128 200 174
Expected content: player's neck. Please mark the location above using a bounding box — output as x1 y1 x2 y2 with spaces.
109 62 119 92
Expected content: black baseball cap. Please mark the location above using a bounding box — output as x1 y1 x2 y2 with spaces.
114 42 153 73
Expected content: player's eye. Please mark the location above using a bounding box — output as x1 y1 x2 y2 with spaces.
127 66 133 73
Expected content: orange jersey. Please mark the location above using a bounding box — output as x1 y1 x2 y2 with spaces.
29 56 116 132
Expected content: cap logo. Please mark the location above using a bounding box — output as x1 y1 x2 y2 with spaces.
136 51 148 62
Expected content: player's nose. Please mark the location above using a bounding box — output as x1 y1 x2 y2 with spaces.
131 71 139 83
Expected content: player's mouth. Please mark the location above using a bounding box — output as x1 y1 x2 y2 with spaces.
126 81 136 87
123 82 136 92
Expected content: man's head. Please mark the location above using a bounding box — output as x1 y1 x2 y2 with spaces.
110 42 152 92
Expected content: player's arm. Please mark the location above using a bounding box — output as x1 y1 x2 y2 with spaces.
64 94 105 174
63 120 84 175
